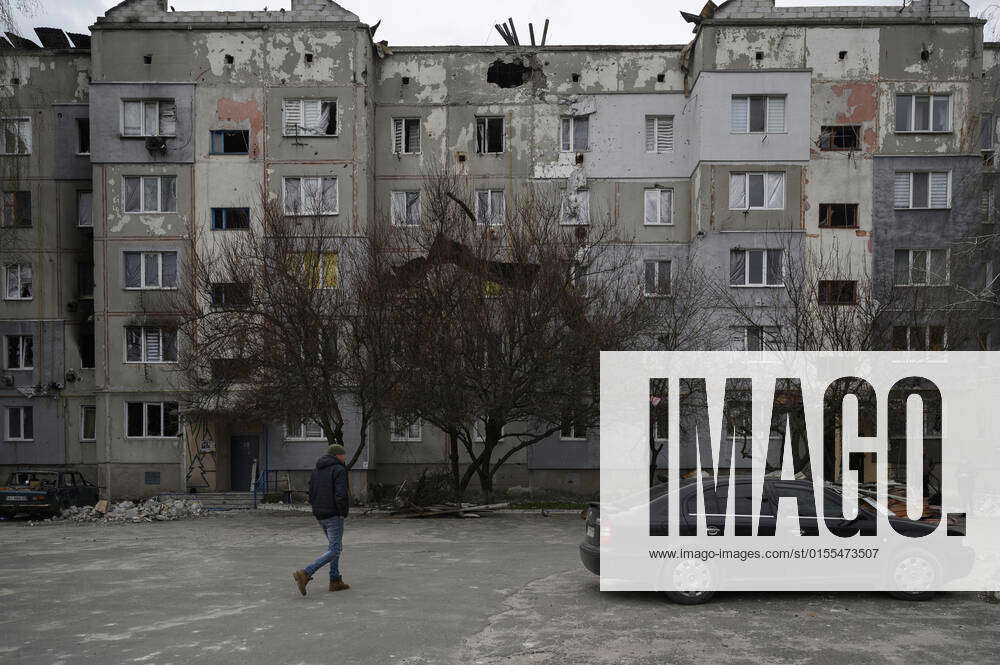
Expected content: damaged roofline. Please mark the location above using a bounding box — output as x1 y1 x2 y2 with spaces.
388 44 688 53
697 17 986 27
89 20 368 31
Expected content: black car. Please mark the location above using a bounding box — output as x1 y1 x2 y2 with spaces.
581 478 973 604
0 469 99 518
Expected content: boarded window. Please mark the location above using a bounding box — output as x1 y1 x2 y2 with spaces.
645 115 674 153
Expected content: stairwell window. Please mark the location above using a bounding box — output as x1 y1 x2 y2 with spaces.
390 417 422 442
121 99 176 137
125 326 178 363
1 117 31 154
286 421 325 440
392 117 421 154
124 251 178 290
81 405 96 442
644 260 672 297
209 130 250 155
211 207 250 230
5 334 33 369
819 125 860 151
560 115 589 152
4 263 32 300
644 189 673 225
818 203 859 229
476 189 505 226
645 115 674 153
894 249 949 286
125 401 179 438
731 95 785 134
895 94 950 133
894 172 950 209
282 99 337 137
730 249 784 287
730 172 784 210
476 116 505 154
123 176 176 213
6 406 33 441
390 191 421 226
284 176 337 216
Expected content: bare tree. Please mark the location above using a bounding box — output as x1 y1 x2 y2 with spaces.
373 171 650 502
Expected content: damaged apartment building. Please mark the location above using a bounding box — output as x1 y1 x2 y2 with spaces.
1 0 997 499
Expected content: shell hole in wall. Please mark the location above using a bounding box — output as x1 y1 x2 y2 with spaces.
839 51 847 60
486 58 534 88
755 51 764 61
305 53 314 63
224 54 234 65
143 54 152 64
657 73 665 82
921 48 930 61
571 73 580 82
402 76 410 85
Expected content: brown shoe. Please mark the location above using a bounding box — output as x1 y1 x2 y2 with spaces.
292 569 312 596
328 579 350 592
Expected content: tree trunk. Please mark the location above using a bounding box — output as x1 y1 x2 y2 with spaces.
448 430 462 502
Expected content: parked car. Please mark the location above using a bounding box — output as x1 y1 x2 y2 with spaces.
580 477 973 605
0 468 99 518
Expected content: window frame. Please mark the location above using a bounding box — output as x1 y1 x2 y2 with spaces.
298 251 339 290
560 189 590 226
282 176 339 216
0 117 31 155
285 421 326 441
77 190 93 227
817 280 858 306
818 203 859 229
643 188 674 226
390 190 421 227
730 249 785 287
5 334 33 370
730 95 786 134
81 405 97 442
735 325 782 352
475 189 506 226
892 325 947 351
894 248 950 286
819 125 860 151
124 401 179 439
391 117 421 155
124 326 178 364
475 116 505 154
645 115 675 154
123 175 177 214
4 262 32 300
282 98 338 137
208 129 250 155
729 172 785 211
6 405 33 441
560 419 587 441
120 99 176 138
643 259 672 297
894 171 951 210
895 93 951 133
560 115 590 152
123 250 179 291
210 207 251 230
390 416 423 442
1 190 32 227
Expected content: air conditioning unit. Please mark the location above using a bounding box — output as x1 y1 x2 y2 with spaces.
145 136 168 154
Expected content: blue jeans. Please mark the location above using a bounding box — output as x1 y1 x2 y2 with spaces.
304 516 344 581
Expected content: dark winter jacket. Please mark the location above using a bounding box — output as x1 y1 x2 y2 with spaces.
308 454 349 520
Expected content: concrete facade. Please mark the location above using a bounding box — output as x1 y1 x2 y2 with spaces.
2 0 997 499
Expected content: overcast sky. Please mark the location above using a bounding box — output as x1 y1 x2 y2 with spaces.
6 0 999 46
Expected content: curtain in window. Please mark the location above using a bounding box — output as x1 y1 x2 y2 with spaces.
766 249 783 285
894 173 910 208
161 177 176 212
143 177 159 212
284 178 301 214
144 253 160 287
731 97 748 133
18 264 31 298
766 97 785 133
303 100 322 135
143 101 159 137
929 172 949 208
659 190 672 224
124 252 141 288
932 97 949 132
729 174 746 209
730 251 746 285
644 190 658 225
161 252 177 288
560 118 572 151
158 102 176 136
893 250 909 285
322 177 338 213
765 173 784 209
391 191 405 225
77 192 92 227
405 191 420 224
123 101 142 136
124 177 141 212
476 190 490 222
126 327 142 362
490 190 504 224
573 116 589 151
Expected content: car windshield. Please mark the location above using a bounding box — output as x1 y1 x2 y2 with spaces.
7 472 59 487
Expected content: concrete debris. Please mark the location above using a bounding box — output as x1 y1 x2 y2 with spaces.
55 498 205 524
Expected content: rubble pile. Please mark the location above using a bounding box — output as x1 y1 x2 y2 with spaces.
57 498 205 523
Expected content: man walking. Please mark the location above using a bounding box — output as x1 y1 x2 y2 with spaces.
293 444 350 595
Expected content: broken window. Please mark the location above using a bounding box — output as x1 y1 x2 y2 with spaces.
78 261 94 299
644 259 672 296
124 251 178 290
210 282 250 308
819 125 860 150
894 249 949 286
560 115 589 152
390 416 422 442
80 330 95 369
560 417 587 441
390 191 421 226
209 130 250 154
5 334 33 369
283 99 337 137
123 176 176 213
0 117 31 154
476 116 505 154
125 326 178 363
730 249 784 287
561 189 590 225
126 401 179 438
211 207 250 230
283 177 338 215
286 421 325 440
77 191 92 227
4 263 32 300
6 406 33 440
121 99 176 137
892 326 946 351
731 96 785 134
894 171 949 209
81 405 96 441
729 172 784 210
817 280 857 305
644 189 673 225
1 191 31 226
475 189 505 225
818 203 859 228
77 117 90 154
645 115 673 153
895 94 950 132
392 117 420 154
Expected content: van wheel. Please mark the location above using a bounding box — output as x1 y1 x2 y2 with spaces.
664 590 717 605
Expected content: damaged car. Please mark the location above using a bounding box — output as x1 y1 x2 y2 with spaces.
0 469 99 518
